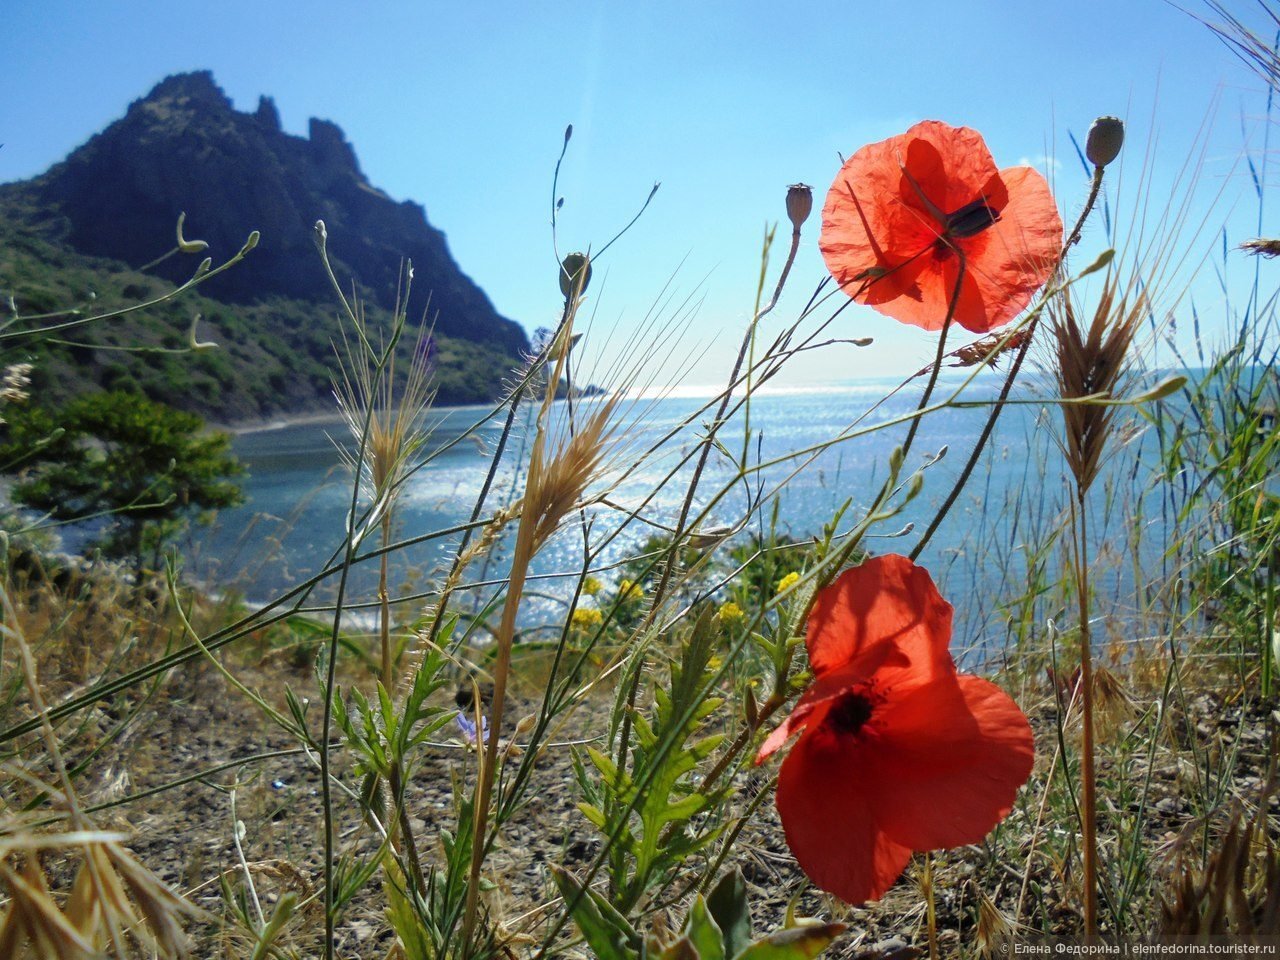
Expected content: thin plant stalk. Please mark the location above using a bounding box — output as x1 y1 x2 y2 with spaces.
911 164 1107 561
460 287 585 953
1072 491 1099 933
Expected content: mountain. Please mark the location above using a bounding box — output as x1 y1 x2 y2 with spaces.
0 70 529 421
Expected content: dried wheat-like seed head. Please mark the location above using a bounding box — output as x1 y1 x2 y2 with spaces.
0 837 201 959
1049 270 1148 494
332 290 437 527
523 393 622 553
974 889 1017 959
1160 790 1280 935
0 856 97 960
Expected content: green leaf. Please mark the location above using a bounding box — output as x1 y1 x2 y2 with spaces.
681 895 725 960
706 870 751 959
732 924 846 960
549 865 638 960
578 802 609 831
661 792 709 823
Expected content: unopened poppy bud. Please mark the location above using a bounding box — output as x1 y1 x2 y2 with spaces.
559 252 592 299
786 184 813 231
1086 116 1124 168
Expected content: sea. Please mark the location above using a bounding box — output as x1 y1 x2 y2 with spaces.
184 371 1184 665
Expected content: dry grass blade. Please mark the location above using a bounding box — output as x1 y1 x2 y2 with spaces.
1049 270 1148 494
1160 789 1280 934
1195 1 1280 90
974 891 1016 959
0 857 97 960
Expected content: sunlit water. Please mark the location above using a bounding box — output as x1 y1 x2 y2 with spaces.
185 372 1179 663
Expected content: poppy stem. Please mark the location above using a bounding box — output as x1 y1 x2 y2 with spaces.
908 165 1107 562
899 257 963 458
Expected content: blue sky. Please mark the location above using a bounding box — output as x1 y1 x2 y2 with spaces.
2 0 1275 388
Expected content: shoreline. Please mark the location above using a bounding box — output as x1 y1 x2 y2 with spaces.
214 410 348 435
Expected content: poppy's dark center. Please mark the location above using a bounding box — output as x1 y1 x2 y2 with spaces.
828 690 875 737
944 199 1002 239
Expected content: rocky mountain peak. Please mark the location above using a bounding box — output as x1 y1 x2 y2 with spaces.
1 70 528 355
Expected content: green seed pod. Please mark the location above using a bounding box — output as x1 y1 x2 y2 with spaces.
559 252 592 299
786 183 813 230
888 444 904 477
1086 116 1124 168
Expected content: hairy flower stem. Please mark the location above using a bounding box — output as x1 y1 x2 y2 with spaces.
320 404 382 960
461 515 535 950
910 165 1106 561
924 852 940 960
1074 490 1099 934
378 511 427 895
461 305 576 953
380 515 393 690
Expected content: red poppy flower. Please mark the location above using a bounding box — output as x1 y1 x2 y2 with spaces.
819 121 1063 334
756 555 1034 904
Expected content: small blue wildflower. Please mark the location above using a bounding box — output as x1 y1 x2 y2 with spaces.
454 712 490 746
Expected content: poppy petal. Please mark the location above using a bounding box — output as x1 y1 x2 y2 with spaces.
756 666 874 763
775 723 913 904
897 122 1005 216
756 699 816 762
864 674 1034 850
951 165 1062 333
806 555 954 690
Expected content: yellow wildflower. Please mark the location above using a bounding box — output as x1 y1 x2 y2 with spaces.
617 578 644 601
776 571 801 594
582 575 602 596
571 606 604 629
717 601 745 625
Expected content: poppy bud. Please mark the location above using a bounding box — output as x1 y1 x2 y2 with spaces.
1086 116 1124 168
559 252 592 299
786 184 813 231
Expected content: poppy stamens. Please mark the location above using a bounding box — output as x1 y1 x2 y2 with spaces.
828 690 875 736
945 199 1002 239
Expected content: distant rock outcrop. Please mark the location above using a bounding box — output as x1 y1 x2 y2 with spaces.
0 70 527 355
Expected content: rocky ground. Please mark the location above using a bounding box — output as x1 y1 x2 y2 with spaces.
47 635 1275 959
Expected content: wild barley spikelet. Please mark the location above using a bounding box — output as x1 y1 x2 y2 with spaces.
1050 270 1147 493
1240 238 1280 258
522 394 620 552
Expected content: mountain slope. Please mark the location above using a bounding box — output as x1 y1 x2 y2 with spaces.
0 70 528 420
